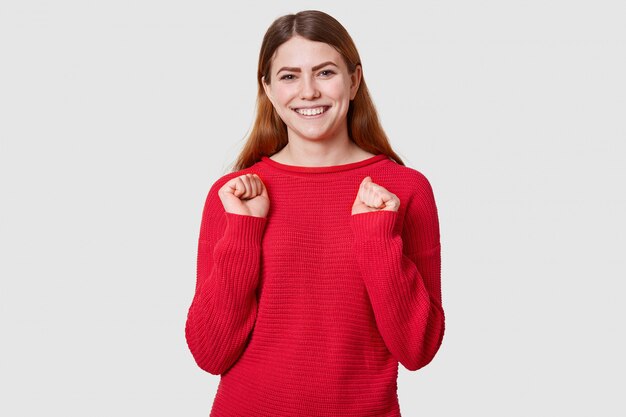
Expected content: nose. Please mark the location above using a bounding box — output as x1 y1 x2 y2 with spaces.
300 75 320 100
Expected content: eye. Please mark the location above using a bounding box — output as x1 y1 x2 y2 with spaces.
319 69 335 77
280 74 295 80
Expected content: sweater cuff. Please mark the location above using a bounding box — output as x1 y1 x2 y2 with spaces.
223 212 267 243
350 210 398 241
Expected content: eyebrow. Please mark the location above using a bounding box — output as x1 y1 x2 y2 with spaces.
276 61 338 76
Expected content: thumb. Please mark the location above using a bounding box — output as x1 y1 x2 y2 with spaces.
360 176 372 186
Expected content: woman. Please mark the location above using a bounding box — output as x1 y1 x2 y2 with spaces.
185 10 444 416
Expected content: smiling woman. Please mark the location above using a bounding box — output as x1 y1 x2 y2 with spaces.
261 37 361 146
184 9 445 417
236 9 405 169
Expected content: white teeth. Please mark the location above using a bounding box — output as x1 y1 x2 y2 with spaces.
295 107 327 116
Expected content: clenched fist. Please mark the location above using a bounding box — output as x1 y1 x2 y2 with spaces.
351 176 400 215
218 173 270 218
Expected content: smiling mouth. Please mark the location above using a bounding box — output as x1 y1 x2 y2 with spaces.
292 106 330 116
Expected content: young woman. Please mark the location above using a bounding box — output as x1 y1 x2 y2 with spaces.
185 10 445 416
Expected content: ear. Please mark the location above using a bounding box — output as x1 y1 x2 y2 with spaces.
349 64 362 100
262 75 274 106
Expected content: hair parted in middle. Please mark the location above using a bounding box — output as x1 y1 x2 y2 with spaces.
232 9 405 171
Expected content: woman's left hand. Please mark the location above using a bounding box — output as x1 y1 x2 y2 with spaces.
351 176 400 215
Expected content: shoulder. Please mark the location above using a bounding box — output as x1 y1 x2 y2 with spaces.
378 161 439 241
391 163 441 249
380 160 437 202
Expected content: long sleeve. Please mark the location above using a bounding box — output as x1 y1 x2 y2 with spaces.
350 173 444 371
185 181 267 375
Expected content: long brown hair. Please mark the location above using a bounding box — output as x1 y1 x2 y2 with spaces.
231 10 405 171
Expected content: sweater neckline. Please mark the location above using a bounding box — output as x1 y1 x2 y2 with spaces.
260 153 388 174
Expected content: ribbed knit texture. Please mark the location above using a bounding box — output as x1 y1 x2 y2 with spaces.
185 154 444 417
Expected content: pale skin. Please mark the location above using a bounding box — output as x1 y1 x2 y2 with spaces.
218 35 401 217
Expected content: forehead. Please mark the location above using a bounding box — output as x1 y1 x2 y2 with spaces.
271 36 343 68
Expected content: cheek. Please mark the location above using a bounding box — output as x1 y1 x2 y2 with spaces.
274 86 297 104
326 81 351 101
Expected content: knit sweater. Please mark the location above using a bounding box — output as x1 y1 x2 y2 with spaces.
185 153 444 417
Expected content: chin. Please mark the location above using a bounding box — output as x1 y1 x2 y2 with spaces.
292 127 330 138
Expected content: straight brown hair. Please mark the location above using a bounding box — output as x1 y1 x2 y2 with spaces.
231 10 405 171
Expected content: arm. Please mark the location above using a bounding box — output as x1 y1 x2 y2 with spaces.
185 180 267 375
350 173 444 371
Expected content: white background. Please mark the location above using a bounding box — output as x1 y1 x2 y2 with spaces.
1 1 624 416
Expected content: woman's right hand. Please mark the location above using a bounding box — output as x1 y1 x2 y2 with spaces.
218 173 270 218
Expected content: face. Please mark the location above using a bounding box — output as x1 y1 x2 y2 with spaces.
262 35 362 144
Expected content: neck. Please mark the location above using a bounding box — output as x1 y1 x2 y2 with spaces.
279 140 368 166
279 124 369 166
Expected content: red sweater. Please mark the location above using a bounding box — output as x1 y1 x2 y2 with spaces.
185 153 444 417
